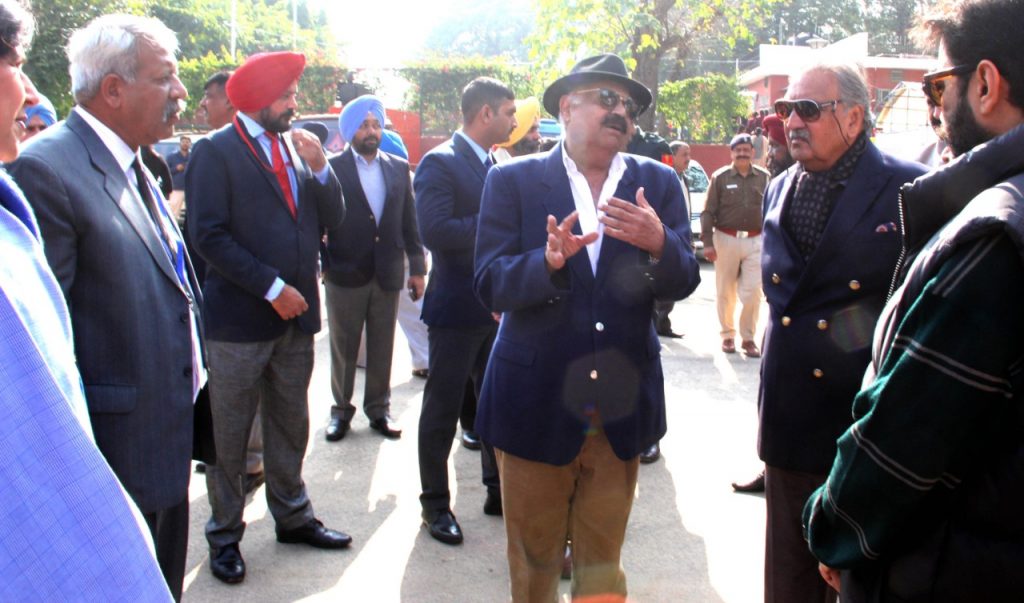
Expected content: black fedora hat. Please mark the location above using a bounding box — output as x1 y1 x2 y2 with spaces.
542 53 652 118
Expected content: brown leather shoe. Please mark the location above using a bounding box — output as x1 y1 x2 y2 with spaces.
722 339 736 353
741 340 761 357
732 470 766 493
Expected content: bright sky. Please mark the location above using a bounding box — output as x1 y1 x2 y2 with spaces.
309 0 457 69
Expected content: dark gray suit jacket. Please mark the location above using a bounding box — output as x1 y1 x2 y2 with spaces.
10 110 203 513
322 147 425 290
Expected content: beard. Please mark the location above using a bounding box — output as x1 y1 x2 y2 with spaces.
510 136 540 156
260 107 296 133
353 134 379 156
944 96 994 157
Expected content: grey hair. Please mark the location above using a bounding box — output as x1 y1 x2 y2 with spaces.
791 59 873 131
67 14 178 104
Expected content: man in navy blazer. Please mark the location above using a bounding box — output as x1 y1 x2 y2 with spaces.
322 95 426 441
474 54 700 601
414 77 518 545
9 15 203 599
757 61 927 603
186 51 349 584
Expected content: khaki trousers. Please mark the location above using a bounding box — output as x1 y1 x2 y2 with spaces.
496 429 639 603
712 230 762 341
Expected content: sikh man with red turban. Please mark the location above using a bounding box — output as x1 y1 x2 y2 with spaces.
185 51 349 585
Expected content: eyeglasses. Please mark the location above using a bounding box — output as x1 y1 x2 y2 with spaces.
921 64 975 107
573 88 642 121
774 98 843 122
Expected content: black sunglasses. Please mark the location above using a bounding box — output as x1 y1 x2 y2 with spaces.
921 64 974 107
774 98 843 122
574 88 642 121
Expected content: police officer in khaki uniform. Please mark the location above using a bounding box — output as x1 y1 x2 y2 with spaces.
700 133 769 356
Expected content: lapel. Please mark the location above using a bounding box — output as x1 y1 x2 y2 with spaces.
378 151 401 225
452 133 488 183
67 113 181 290
799 143 891 281
336 148 371 215
539 146 595 290
232 118 298 220
769 165 805 266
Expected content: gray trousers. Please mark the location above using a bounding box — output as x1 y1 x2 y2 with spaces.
205 326 316 548
325 279 400 422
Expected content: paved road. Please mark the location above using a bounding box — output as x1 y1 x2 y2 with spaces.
182 262 769 602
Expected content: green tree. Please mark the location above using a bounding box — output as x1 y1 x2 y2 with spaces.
26 0 131 117
402 57 537 135
527 0 777 133
658 74 747 143
864 0 932 54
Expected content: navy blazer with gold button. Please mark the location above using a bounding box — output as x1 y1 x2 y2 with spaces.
758 141 927 473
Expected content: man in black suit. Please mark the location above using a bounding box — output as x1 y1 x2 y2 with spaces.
186 51 349 585
415 77 517 545
323 94 426 442
9 14 203 600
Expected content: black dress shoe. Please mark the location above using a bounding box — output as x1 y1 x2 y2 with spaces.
483 490 503 516
276 518 352 549
657 330 684 339
210 543 245 584
732 470 766 493
460 430 481 451
325 417 350 442
411 368 429 379
195 462 208 474
369 416 402 439
639 442 661 464
423 510 463 545
244 472 265 496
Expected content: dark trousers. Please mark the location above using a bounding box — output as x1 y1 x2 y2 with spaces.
765 465 837 603
205 326 316 549
418 323 499 515
653 299 675 334
144 495 189 601
325 279 400 422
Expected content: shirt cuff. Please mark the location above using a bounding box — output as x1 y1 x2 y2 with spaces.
313 164 330 185
265 278 285 301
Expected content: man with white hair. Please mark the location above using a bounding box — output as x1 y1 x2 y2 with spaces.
757 59 926 603
9 14 202 600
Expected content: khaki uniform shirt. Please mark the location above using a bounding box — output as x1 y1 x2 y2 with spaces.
700 163 770 247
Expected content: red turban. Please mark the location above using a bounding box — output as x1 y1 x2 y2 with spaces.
762 115 787 147
226 51 306 113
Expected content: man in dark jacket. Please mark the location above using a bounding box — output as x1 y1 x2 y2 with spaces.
758 60 927 603
322 94 425 442
187 51 349 584
805 0 1024 599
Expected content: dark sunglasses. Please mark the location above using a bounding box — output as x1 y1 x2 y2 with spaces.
774 98 843 122
574 88 642 121
921 64 974 107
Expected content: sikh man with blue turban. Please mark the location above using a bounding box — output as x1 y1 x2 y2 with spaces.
322 94 427 442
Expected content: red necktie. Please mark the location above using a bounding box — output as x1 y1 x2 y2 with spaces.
264 132 297 219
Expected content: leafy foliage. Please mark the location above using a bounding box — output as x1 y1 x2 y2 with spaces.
25 0 341 120
401 57 538 135
658 74 747 143
526 0 778 133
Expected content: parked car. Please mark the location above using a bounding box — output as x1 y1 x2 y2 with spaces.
539 118 561 138
292 114 345 153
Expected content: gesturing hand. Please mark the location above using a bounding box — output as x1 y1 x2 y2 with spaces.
599 187 665 259
545 211 598 272
290 128 327 172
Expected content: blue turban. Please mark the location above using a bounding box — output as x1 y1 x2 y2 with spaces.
25 94 56 127
339 94 386 144
379 129 408 159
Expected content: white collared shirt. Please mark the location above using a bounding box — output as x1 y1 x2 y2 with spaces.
354 151 386 223
73 107 207 400
560 141 627 274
